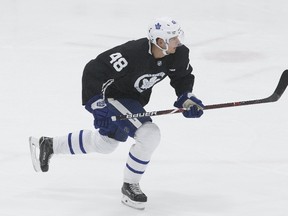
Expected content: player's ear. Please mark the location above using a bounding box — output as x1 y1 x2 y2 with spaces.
156 38 166 49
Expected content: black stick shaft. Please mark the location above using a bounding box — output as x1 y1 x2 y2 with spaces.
111 70 288 121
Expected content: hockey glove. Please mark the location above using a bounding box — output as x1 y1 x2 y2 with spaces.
85 95 112 130
85 95 128 142
174 92 204 118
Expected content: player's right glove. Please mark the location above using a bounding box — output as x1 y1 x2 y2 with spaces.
85 95 128 142
174 92 204 118
85 95 112 131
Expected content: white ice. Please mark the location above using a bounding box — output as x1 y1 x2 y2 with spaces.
0 0 288 215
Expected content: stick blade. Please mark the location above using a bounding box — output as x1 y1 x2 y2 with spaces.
274 69 288 99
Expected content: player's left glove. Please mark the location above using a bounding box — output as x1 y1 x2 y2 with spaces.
174 92 204 118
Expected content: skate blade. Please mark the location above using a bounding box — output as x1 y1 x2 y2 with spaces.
121 195 146 210
29 136 41 172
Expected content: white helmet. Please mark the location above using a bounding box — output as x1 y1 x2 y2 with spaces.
148 17 184 48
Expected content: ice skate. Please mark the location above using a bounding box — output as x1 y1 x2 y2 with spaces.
29 136 54 172
121 182 147 210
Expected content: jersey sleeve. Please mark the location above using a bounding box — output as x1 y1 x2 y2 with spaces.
167 46 195 97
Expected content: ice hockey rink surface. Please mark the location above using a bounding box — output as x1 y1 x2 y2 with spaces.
0 0 288 215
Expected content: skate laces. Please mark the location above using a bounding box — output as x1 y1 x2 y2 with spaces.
129 183 143 195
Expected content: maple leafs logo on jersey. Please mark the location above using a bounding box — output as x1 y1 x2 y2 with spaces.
141 77 159 89
134 72 166 93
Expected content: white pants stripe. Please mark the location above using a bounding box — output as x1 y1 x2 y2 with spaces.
108 98 142 128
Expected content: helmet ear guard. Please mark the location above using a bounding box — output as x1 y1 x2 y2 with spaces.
148 17 184 52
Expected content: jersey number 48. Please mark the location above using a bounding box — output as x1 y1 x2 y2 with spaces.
110 52 128 72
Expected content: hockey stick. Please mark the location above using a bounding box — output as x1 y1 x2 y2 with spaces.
111 69 288 121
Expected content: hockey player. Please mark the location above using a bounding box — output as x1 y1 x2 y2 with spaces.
29 17 204 210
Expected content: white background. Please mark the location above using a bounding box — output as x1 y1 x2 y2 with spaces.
0 0 288 215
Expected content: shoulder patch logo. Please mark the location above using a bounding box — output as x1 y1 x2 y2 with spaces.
134 72 166 93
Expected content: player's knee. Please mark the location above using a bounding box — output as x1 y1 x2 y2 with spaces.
134 122 161 153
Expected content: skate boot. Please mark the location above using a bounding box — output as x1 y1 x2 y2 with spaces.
121 182 147 210
29 136 54 172
39 137 54 172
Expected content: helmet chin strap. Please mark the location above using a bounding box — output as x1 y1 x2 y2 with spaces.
154 40 170 56
162 48 169 56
